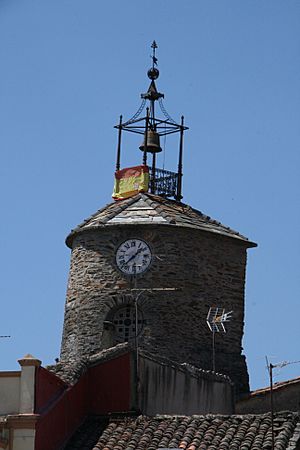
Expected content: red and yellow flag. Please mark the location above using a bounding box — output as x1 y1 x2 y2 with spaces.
112 165 149 200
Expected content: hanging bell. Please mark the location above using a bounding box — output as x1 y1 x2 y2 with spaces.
139 130 162 153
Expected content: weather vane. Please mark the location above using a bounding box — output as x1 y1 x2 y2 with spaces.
206 306 233 372
151 40 158 67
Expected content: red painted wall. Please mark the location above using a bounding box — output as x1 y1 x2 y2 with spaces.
35 352 132 450
88 353 131 414
35 366 67 413
35 373 87 450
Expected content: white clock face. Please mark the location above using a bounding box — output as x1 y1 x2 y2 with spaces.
116 239 152 275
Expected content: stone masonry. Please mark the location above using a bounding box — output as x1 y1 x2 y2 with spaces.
60 193 256 395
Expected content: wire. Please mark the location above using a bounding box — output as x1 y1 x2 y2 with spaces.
159 98 177 124
162 122 166 170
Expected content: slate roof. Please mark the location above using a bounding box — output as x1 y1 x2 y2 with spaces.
64 412 300 450
66 193 256 248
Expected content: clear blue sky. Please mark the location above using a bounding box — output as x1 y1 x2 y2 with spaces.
0 0 299 390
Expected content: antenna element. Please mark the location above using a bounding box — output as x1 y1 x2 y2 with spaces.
206 307 233 372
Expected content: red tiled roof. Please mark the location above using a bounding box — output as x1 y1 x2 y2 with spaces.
248 377 300 398
64 412 300 450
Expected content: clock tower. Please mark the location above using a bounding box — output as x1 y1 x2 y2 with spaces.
60 42 256 395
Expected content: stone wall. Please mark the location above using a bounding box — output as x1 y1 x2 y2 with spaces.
60 223 250 394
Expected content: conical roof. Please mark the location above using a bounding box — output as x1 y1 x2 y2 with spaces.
66 193 256 248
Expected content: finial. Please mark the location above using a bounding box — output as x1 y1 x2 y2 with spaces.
148 40 159 81
151 40 158 67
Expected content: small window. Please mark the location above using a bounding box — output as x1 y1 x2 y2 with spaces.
112 305 144 342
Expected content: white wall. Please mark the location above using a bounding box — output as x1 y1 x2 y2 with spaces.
0 374 20 414
13 429 35 450
19 366 35 414
0 360 38 450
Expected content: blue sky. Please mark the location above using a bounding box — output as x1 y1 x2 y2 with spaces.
0 0 299 390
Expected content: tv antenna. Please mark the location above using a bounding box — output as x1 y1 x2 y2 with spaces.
206 307 233 372
266 357 300 450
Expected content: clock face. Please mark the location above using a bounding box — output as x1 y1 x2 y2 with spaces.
116 238 152 275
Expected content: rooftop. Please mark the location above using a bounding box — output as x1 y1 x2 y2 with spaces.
249 377 300 397
64 412 300 450
66 193 256 248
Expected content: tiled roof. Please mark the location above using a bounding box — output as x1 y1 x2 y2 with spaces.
64 416 108 450
64 412 300 450
249 377 300 397
66 194 256 248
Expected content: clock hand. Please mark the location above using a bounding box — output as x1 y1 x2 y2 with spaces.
124 248 143 265
119 253 136 269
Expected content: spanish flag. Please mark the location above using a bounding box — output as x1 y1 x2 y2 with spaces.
112 165 149 200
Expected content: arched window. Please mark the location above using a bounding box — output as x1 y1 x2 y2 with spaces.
112 305 144 342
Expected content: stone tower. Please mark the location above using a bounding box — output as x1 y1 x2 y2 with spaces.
60 43 256 395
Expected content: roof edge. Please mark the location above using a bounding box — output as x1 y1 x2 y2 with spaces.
66 220 257 249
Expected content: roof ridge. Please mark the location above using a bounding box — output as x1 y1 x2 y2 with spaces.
141 194 175 224
101 194 142 224
145 194 213 226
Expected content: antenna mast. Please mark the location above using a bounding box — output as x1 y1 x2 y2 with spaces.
266 357 300 450
206 307 233 372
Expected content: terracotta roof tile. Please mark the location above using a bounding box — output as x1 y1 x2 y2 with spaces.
64 413 300 450
66 193 256 248
248 377 300 398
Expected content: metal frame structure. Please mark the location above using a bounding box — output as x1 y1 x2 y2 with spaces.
114 41 188 201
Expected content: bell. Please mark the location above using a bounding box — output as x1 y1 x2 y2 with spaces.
139 130 162 153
